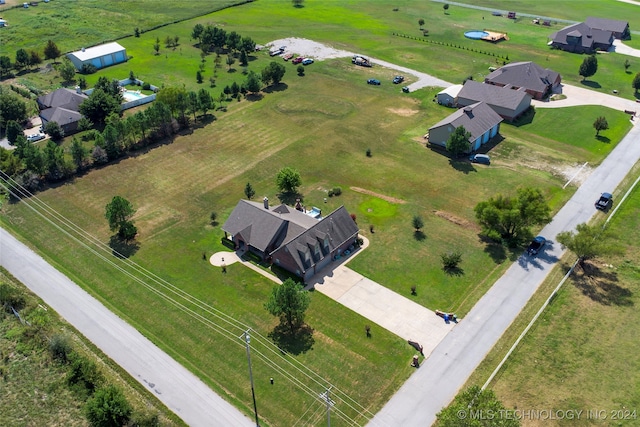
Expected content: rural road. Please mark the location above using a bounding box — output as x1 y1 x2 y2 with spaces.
0 228 253 427
370 120 640 425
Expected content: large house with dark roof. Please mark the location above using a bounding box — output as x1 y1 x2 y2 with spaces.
549 17 629 54
484 61 561 100
456 80 531 121
36 88 88 135
428 101 502 153
222 199 359 282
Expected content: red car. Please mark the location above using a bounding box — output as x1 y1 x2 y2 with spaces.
292 57 304 64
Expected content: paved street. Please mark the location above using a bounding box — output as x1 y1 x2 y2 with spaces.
0 228 253 427
370 120 640 426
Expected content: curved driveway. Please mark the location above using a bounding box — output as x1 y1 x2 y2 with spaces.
0 228 253 427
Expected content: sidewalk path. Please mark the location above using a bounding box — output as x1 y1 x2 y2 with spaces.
0 228 254 427
370 113 640 427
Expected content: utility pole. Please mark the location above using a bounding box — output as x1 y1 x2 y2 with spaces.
320 386 334 427
241 329 259 426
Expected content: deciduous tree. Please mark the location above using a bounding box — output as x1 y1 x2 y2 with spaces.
5 120 23 145
633 72 640 94
556 223 621 268
85 385 132 427
105 196 137 240
418 18 425 29
474 187 551 244
44 121 64 142
244 71 261 94
412 215 424 231
79 89 120 125
15 49 29 70
437 385 520 427
264 278 311 333
261 61 286 86
593 116 609 136
579 55 598 81
446 125 471 157
276 166 301 194
58 58 77 83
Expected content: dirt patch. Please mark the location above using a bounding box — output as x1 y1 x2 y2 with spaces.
350 187 406 204
267 37 353 60
387 108 418 117
434 210 480 232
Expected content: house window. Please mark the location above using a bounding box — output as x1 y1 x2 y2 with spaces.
314 243 320 258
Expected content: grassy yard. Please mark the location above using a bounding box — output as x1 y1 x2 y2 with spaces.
1 1 639 425
464 163 640 426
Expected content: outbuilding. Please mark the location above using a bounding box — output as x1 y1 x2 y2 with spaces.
437 84 463 107
66 42 127 71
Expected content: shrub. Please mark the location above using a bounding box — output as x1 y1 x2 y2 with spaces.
327 189 334 197
49 334 73 363
80 63 97 74
441 251 462 271
332 186 342 196
67 355 104 397
142 82 151 91
366 148 372 157
85 385 132 427
0 283 26 312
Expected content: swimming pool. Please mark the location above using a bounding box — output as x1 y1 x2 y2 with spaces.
464 30 489 40
122 90 147 102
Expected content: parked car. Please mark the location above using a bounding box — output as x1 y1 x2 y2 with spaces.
402 86 410 93
392 75 404 84
282 53 294 61
527 236 546 256
595 192 613 211
26 133 45 142
302 58 314 65
469 153 490 165
292 56 304 64
269 47 284 56
367 79 381 85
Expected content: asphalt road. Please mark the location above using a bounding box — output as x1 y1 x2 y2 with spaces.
370 121 640 426
0 228 253 427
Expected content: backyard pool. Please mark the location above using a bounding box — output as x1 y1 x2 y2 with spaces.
464 30 489 40
122 90 147 102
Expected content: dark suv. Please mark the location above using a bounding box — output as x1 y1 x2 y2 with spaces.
595 192 613 211
392 75 404 84
367 79 381 85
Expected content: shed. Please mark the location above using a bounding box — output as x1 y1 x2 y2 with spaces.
437 84 463 107
66 42 127 71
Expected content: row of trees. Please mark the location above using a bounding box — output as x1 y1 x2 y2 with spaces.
191 24 256 56
0 40 62 79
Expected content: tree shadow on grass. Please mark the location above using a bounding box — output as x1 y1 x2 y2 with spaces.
277 192 302 206
245 93 264 102
109 235 140 259
262 82 289 94
580 80 601 89
596 135 611 143
573 262 633 306
443 266 464 276
414 230 426 241
268 323 314 355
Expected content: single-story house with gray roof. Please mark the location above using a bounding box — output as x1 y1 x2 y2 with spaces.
37 88 88 134
456 80 531 121
222 198 359 282
66 42 127 71
428 101 502 153
484 61 561 100
585 17 630 40
548 22 617 54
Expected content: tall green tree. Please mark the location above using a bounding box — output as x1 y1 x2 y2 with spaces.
418 18 425 29
244 182 255 200
187 91 199 122
276 166 302 194
593 116 609 136
58 58 77 83
79 89 121 125
0 93 28 125
245 71 261 94
28 50 42 69
633 72 640 94
437 385 520 427
412 215 424 232
5 120 23 145
44 40 61 62
579 55 598 81
0 56 12 78
261 61 286 86
44 121 64 142
264 278 311 333
556 223 621 268
70 137 89 170
474 187 551 244
241 36 256 54
15 49 29 70
446 125 471 157
197 88 213 117
105 196 137 240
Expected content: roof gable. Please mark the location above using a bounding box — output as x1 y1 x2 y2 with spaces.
429 102 502 141
485 62 559 93
68 42 126 62
458 80 531 110
585 17 628 34
37 88 87 110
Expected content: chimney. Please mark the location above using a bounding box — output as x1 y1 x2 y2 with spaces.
263 197 269 210
75 86 82 94
81 47 85 52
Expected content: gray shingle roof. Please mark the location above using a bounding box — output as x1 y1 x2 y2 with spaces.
429 102 503 141
37 88 87 110
273 206 358 273
585 17 628 34
485 62 560 94
457 80 531 110
549 22 614 49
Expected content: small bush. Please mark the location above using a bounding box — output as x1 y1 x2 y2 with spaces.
327 189 334 197
142 82 151 91
332 186 342 196
0 283 26 312
67 355 104 397
441 251 462 270
49 334 73 364
366 148 372 157
80 63 97 74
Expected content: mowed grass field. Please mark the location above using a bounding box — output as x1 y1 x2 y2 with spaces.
1 1 638 425
464 164 640 426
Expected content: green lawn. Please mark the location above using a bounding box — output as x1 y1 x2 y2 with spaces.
464 164 640 426
2 1 640 425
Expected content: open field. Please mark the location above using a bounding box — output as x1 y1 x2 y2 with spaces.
2 1 639 425
464 163 640 427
